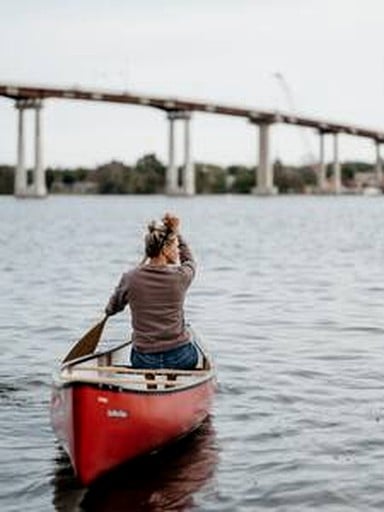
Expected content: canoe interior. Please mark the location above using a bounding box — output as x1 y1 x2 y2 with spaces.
57 340 214 392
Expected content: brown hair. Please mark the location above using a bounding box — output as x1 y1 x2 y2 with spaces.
144 217 177 258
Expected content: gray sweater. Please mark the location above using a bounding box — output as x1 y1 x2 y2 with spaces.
105 236 196 353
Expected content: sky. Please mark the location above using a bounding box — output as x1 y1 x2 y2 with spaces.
0 0 383 169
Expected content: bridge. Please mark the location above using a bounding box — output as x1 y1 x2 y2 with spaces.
1 83 383 197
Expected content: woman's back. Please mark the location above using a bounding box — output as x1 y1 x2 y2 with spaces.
125 263 192 352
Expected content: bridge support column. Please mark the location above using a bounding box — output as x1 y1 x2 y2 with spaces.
166 112 178 195
166 110 195 196
14 98 46 198
251 122 278 195
318 131 327 192
333 132 342 194
33 100 47 197
182 112 195 196
375 140 383 188
15 101 27 197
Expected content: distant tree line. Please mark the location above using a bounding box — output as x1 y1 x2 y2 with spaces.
0 155 375 195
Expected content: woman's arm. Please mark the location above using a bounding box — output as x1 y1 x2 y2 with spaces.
178 235 196 283
162 212 196 283
105 272 130 316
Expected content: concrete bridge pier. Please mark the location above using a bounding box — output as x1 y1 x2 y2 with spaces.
182 112 195 196
15 101 27 197
375 140 383 188
332 132 342 194
166 111 178 195
318 131 327 192
251 121 278 196
166 110 195 196
33 100 46 197
14 98 47 198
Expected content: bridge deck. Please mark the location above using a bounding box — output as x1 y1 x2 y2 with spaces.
0 83 383 142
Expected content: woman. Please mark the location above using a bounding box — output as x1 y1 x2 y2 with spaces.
105 212 198 369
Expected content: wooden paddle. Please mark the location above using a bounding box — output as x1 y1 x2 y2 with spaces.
62 315 108 364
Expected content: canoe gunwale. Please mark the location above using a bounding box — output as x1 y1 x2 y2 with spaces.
56 373 215 395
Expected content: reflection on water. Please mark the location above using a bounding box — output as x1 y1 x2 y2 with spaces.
52 418 218 512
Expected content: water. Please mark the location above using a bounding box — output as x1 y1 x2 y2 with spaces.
1 194 384 511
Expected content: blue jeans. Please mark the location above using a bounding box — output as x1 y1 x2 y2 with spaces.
131 342 199 370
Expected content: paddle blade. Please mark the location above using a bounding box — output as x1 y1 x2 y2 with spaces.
62 316 108 364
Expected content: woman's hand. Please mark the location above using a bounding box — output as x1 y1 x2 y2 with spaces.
162 212 180 233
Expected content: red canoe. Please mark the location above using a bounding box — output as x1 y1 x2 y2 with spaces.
50 340 216 485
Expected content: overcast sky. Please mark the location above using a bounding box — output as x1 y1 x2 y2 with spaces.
0 0 383 168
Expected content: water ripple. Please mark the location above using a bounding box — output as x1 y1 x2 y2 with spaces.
2 196 384 510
